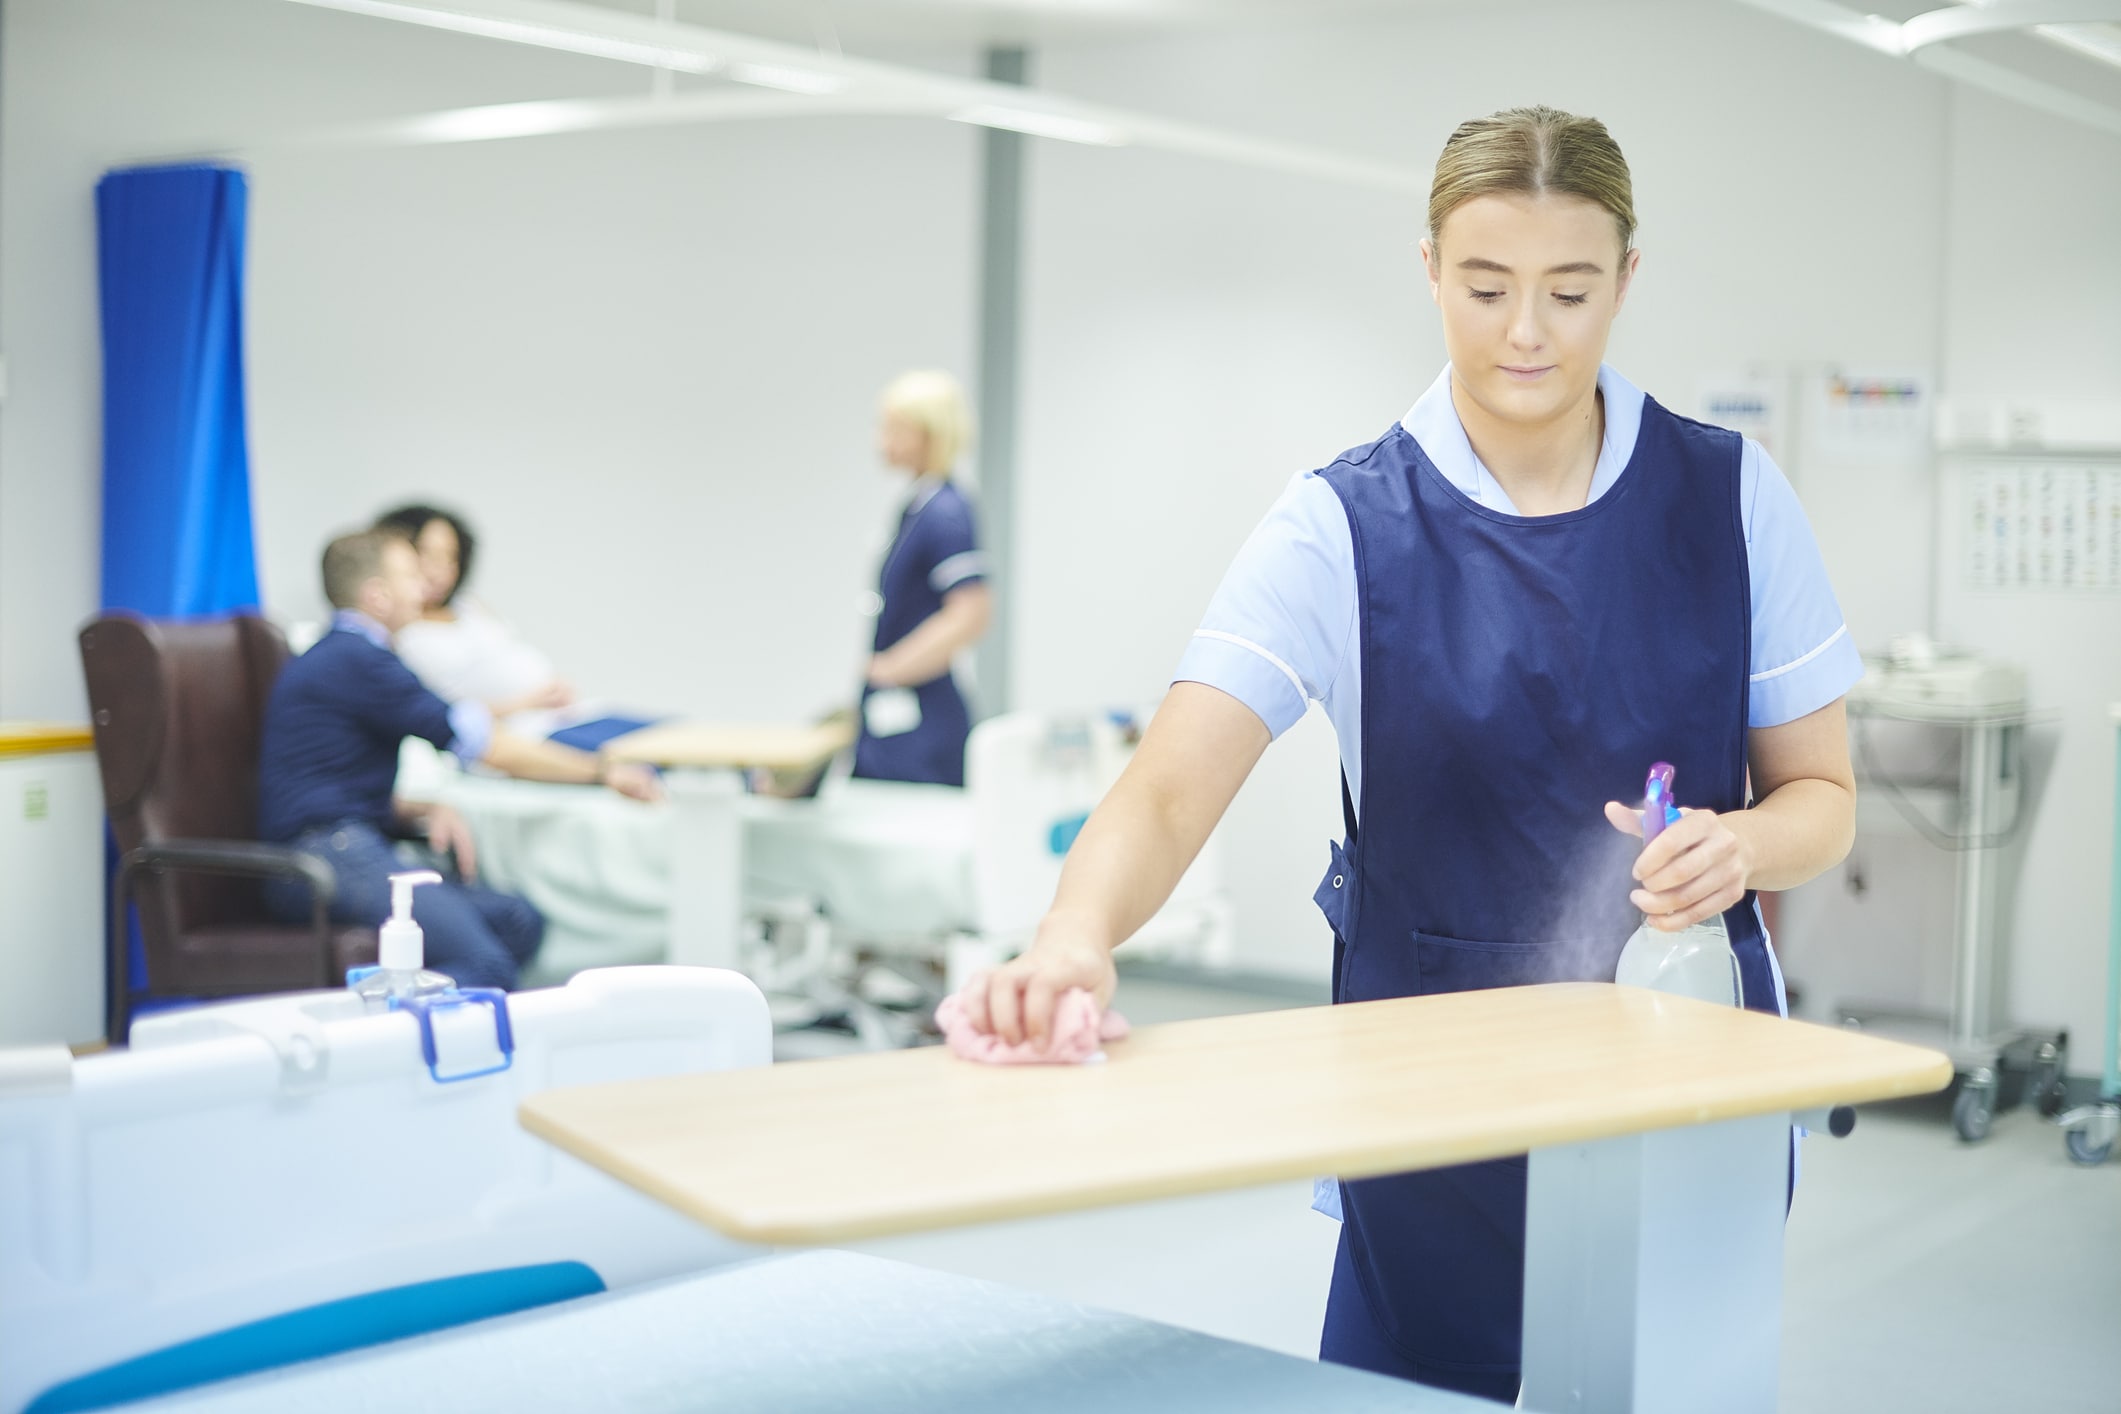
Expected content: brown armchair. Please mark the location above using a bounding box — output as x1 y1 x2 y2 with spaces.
80 613 377 1043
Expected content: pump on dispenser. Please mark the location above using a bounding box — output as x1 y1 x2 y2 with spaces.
1614 762 1744 1008
348 870 457 1010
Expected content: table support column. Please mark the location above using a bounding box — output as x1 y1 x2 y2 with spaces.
1521 1112 1787 1414
665 769 745 972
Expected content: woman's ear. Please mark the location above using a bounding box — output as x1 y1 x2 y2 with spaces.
1614 247 1642 312
1418 238 1442 303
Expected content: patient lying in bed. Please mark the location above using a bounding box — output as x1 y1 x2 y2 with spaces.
377 503 655 753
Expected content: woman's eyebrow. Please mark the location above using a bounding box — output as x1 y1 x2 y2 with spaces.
1453 257 1606 275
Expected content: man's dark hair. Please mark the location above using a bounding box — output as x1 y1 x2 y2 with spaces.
374 502 477 606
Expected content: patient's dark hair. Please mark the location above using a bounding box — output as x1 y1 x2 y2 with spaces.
374 503 477 605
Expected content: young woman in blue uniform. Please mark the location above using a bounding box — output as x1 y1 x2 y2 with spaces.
957 108 1862 1400
852 370 993 788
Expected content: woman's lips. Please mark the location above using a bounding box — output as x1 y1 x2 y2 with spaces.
1500 364 1555 382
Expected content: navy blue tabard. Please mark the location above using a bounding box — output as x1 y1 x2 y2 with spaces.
1312 396 1779 1386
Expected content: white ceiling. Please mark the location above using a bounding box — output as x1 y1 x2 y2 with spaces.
571 0 1464 50
266 0 2121 154
573 0 2121 110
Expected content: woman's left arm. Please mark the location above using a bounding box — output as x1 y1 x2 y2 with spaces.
1610 698 1857 930
868 583 994 688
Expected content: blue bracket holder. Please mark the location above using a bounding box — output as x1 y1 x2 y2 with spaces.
390 988 516 1085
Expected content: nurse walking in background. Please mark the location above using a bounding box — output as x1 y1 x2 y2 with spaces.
955 107 1864 1399
853 370 993 788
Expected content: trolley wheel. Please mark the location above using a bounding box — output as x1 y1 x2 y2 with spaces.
1953 1070 1997 1143
2032 1040 2069 1118
2064 1128 2113 1167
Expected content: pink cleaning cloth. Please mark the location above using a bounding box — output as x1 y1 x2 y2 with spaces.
934 978 1130 1065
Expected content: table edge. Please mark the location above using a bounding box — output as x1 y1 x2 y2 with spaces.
517 1050 1952 1246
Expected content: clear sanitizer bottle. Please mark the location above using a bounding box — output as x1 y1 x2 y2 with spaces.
1614 763 1744 1008
349 870 457 1012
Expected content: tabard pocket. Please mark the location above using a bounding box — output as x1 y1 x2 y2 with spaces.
1412 929 1581 996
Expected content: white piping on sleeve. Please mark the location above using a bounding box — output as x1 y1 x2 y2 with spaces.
1191 629 1310 702
1750 624 1849 684
929 552 986 593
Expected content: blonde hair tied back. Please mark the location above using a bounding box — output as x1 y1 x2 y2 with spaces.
1428 106 1636 261
881 369 974 478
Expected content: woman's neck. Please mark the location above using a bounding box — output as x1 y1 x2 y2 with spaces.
1450 373 1605 518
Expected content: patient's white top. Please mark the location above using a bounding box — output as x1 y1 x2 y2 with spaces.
396 599 555 711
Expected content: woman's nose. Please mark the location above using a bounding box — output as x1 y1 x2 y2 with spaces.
1507 296 1544 351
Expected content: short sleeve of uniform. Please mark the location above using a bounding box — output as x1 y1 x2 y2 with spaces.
918 490 986 595
1744 440 1865 726
1171 473 1355 738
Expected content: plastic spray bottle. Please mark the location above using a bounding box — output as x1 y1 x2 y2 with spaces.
1613 763 1744 1007
348 870 457 1011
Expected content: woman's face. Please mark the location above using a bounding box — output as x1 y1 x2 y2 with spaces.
413 519 460 608
878 408 932 476
1421 192 1638 430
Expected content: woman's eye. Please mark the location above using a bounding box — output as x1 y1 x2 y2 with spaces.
1555 292 1590 306
1469 289 1503 303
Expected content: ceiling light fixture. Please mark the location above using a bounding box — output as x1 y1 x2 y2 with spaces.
286 0 718 73
2034 20 2121 66
1735 0 2121 134
950 104 1126 147
729 63 845 95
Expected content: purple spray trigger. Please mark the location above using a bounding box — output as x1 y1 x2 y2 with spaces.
1641 762 1681 844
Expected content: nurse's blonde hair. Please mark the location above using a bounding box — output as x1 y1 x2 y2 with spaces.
881 369 973 476
1428 106 1636 262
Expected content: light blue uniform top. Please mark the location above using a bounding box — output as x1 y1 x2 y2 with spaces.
1174 364 1864 818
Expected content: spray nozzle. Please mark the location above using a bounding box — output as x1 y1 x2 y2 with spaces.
378 870 443 972
1641 762 1682 844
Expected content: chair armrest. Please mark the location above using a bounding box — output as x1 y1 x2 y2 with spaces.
114 840 346 995
120 840 337 905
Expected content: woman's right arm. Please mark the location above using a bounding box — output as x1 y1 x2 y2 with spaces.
967 681 1270 1045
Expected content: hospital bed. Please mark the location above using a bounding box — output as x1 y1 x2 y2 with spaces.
1 963 1478 1414
400 707 1234 1035
0 966 766 1413
119 1251 1484 1413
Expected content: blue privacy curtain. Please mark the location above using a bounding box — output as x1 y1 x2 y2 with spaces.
97 164 262 998
98 164 261 616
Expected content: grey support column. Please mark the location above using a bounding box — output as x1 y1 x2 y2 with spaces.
972 46 1027 719
1521 1112 1789 1414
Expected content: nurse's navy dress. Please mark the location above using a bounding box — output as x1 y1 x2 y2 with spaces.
1309 397 1783 1399
852 478 985 788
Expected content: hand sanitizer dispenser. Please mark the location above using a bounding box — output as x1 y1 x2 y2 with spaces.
1614 763 1743 1008
348 870 456 1010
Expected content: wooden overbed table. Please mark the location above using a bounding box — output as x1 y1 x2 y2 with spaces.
521 982 1951 1413
601 719 856 971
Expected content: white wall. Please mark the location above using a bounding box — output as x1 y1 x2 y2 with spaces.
7 0 2111 1044
1775 85 2121 1062
1926 88 2119 1063
0 0 611 717
245 114 975 722
1015 0 1952 981
1 0 976 727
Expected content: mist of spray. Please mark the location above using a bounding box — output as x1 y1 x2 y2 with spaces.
1526 800 1646 985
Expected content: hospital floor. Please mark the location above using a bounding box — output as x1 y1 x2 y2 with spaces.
813 969 2121 1414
